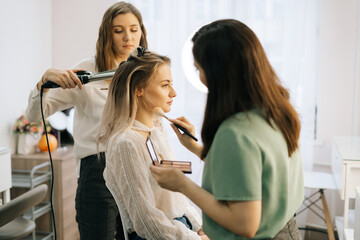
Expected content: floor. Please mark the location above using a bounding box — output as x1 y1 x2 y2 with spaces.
303 226 339 240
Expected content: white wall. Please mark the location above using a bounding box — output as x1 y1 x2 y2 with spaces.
353 0 360 136
308 0 360 228
0 0 52 152
0 0 115 151
52 0 115 68
314 0 360 164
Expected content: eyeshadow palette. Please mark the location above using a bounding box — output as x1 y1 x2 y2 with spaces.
146 137 192 174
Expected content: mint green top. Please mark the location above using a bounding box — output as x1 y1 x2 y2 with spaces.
202 109 304 239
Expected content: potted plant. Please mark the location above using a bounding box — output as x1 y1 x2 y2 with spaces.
13 115 48 154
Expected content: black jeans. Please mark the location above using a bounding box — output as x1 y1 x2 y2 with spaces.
75 152 124 240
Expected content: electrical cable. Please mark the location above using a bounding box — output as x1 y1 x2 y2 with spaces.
40 86 57 240
37 68 116 239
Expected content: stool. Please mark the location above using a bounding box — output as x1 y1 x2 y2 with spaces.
297 171 337 240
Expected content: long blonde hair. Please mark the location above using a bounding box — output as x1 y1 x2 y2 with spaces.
95 1 148 72
98 48 170 148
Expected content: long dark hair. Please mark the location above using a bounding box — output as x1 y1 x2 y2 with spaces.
95 1 148 72
192 19 301 159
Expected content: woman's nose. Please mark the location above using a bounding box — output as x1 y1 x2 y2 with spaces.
170 86 177 98
123 30 132 41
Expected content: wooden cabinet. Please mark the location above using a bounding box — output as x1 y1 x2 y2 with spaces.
11 146 80 240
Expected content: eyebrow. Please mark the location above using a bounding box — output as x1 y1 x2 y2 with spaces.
112 24 139 28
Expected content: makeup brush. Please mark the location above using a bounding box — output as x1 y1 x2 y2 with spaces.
153 107 198 141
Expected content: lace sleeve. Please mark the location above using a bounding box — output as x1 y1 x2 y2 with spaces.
108 138 200 240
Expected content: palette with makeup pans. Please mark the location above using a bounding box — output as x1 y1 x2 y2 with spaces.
146 136 192 174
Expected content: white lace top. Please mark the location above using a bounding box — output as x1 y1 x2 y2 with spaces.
104 119 202 240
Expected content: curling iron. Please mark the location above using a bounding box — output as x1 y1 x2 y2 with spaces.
41 69 117 89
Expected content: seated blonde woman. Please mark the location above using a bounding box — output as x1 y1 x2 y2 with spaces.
98 48 208 240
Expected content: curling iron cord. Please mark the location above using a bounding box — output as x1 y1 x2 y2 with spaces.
38 68 115 239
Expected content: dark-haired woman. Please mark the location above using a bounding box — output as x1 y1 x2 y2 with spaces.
151 19 304 240
25 2 147 239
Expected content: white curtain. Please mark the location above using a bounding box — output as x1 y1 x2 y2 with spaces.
127 0 319 185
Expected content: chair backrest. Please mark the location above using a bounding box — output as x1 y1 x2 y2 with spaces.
0 184 48 227
106 184 129 240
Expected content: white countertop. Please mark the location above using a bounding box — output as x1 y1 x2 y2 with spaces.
355 187 360 240
333 136 360 161
0 146 12 201
0 147 10 154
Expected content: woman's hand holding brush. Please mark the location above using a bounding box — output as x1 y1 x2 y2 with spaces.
169 117 203 158
153 107 203 159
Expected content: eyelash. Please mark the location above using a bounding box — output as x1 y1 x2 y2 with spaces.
162 83 174 88
114 29 138 33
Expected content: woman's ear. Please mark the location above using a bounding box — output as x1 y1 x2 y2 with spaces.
136 87 144 97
